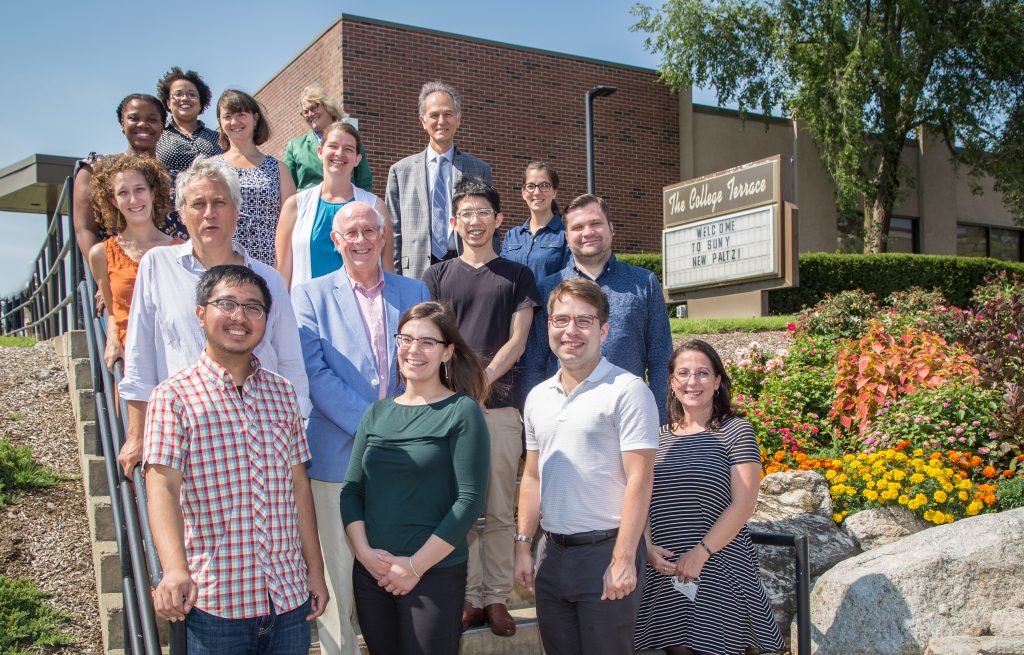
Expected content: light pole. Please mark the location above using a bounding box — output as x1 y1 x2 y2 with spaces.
585 85 617 194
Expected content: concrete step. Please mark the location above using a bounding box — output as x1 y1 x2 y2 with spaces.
84 454 109 497
90 495 116 543
306 606 542 655
79 419 100 457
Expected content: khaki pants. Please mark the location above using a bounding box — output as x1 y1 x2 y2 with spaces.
465 406 523 608
311 480 358 655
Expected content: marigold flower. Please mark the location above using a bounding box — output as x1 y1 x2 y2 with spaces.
933 490 948 503
863 489 879 501
983 466 997 479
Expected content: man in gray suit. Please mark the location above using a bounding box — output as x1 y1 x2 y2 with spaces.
386 81 493 279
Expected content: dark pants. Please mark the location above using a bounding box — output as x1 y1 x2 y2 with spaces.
534 535 646 655
353 559 466 655
185 597 311 655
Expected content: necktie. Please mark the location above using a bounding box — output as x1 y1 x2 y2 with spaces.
431 157 450 260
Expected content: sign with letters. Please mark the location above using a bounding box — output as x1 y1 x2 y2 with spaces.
662 156 793 295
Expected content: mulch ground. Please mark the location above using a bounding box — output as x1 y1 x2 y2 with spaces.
0 342 102 654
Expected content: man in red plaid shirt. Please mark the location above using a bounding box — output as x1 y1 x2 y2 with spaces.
144 264 329 654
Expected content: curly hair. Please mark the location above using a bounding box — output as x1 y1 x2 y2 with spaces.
89 154 172 234
156 66 214 113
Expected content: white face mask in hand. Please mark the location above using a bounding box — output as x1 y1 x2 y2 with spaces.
671 576 699 602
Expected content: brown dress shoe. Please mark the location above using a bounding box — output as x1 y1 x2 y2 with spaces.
483 602 517 636
462 601 486 632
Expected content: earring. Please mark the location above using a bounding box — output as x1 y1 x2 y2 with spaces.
442 360 451 383
714 387 720 397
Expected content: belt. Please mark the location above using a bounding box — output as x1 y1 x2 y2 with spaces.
545 528 619 548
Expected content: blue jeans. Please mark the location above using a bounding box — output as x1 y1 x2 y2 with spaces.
186 596 311 655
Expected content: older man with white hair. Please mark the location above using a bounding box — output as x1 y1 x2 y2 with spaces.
118 155 309 476
290 200 428 655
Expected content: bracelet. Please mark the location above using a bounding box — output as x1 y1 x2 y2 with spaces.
408 555 421 578
698 540 714 556
514 533 534 544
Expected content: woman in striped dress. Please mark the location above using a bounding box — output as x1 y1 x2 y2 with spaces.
634 340 784 655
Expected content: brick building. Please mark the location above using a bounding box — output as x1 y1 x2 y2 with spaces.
255 14 680 253
256 14 1021 261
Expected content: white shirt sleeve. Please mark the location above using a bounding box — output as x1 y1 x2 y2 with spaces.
118 251 159 402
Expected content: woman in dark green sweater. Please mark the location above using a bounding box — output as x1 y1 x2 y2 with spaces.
342 301 490 654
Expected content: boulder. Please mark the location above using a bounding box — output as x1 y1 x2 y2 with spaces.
803 508 1024 655
749 471 860 627
843 506 932 550
926 636 1024 655
991 608 1024 637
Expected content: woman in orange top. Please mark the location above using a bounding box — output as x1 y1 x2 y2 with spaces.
88 154 179 371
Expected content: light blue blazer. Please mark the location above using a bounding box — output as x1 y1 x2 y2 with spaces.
292 267 430 481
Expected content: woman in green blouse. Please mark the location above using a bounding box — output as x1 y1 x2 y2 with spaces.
342 301 490 654
283 85 373 193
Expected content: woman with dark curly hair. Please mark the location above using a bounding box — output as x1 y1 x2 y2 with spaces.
633 340 784 655
154 67 222 178
88 154 182 371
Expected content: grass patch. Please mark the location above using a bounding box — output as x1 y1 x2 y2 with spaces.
0 576 73 655
671 315 796 335
0 337 35 348
0 438 59 506
3 413 24 422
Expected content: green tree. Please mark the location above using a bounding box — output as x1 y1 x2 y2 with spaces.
632 0 1024 253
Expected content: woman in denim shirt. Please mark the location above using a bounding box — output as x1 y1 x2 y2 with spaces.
499 162 570 284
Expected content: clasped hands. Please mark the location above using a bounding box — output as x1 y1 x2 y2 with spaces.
357 547 420 596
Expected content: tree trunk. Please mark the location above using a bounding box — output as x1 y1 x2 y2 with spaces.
862 150 902 254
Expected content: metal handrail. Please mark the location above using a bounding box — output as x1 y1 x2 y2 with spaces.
749 531 811 655
0 176 81 338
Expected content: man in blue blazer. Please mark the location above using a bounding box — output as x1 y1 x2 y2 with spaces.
386 81 493 279
292 200 429 655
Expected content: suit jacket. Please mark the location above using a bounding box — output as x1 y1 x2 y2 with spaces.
292 267 430 482
386 146 492 279
283 129 373 193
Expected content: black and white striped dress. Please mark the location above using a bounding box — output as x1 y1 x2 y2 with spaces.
634 416 784 654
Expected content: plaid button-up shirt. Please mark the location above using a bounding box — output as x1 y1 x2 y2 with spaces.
143 351 312 619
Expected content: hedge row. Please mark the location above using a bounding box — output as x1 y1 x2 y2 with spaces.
617 253 1024 313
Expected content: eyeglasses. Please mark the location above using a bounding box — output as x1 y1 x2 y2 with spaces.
300 103 321 117
523 182 554 192
672 369 714 383
171 91 199 100
207 298 267 321
549 314 598 329
454 208 496 222
335 227 380 243
394 334 448 352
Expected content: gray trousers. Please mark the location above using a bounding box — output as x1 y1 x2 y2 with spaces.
534 534 646 655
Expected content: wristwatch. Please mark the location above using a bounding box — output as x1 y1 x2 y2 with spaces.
514 533 534 544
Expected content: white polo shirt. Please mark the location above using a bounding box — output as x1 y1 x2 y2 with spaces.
524 357 659 535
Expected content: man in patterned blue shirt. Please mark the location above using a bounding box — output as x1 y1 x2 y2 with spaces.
521 194 671 421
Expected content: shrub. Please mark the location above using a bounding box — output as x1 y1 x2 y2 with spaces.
830 323 980 433
742 395 827 455
971 270 1024 306
767 253 1024 313
865 384 1002 456
0 576 73 654
964 291 1024 387
996 473 1024 511
794 289 880 342
989 383 1024 469
724 342 787 400
0 439 58 506
882 289 974 345
617 253 663 283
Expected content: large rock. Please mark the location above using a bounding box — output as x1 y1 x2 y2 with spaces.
843 506 932 550
991 608 1024 637
926 636 1024 655
749 471 860 627
804 508 1024 655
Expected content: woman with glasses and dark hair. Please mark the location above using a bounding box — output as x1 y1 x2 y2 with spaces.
88 154 182 371
633 340 784 655
283 85 373 193
213 89 295 267
73 93 187 267
154 67 222 179
341 301 490 655
499 162 570 284
276 121 392 291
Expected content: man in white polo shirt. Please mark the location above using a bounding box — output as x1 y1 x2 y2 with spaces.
513 277 658 655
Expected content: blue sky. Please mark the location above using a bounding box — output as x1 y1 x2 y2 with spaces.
0 0 709 295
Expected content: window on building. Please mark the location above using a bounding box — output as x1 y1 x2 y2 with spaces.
836 214 919 253
956 225 988 257
886 216 918 253
957 223 1023 261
